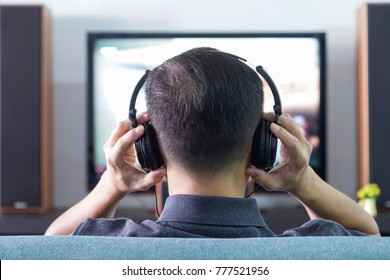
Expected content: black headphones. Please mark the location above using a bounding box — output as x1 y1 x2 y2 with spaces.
128 51 282 172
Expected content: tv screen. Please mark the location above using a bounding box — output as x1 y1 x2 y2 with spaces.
87 33 326 189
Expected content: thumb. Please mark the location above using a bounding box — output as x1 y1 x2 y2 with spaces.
246 166 277 191
134 167 167 191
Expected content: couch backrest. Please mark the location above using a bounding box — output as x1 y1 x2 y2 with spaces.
0 236 389 260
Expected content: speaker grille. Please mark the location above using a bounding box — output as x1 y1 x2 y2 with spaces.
0 6 42 208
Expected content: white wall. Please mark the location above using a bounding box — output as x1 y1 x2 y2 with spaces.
1 0 386 208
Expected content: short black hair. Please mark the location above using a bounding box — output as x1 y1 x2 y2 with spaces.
146 47 263 174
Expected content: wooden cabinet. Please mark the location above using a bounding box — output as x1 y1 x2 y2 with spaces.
357 3 390 208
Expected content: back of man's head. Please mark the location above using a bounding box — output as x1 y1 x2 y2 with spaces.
146 47 264 175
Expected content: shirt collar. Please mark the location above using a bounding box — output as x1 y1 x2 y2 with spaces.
157 194 267 227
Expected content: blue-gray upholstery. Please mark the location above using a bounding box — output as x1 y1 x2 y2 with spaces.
0 236 389 260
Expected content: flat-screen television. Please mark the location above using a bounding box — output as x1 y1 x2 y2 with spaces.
87 33 326 190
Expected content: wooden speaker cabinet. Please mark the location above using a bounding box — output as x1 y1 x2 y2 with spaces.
0 5 51 212
357 3 390 208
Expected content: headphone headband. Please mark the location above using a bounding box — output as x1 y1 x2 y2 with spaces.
218 51 282 123
128 70 150 128
255 65 282 123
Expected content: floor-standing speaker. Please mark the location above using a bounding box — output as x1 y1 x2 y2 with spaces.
358 3 390 208
0 5 51 212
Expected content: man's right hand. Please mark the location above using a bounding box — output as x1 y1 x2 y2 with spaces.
246 113 313 195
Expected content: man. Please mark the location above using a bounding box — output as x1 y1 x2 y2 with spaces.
45 47 379 237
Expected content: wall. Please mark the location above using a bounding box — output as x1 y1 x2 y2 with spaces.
1 0 387 208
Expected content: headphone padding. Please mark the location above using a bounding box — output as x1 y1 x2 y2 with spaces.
135 124 164 172
250 120 277 171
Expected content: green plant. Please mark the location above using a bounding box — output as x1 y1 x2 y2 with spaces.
357 183 381 199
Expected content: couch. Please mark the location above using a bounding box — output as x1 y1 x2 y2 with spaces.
0 236 389 259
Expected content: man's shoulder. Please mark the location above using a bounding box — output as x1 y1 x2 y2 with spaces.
72 217 205 237
72 217 161 237
279 218 368 237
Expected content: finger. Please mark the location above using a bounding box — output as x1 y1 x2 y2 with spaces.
270 123 302 156
105 113 150 150
246 166 279 191
105 119 132 150
135 112 150 126
269 123 297 148
109 125 145 166
262 112 276 122
262 113 302 139
133 167 167 191
278 114 306 142
270 123 311 167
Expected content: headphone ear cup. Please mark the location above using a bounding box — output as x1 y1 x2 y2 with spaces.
134 124 164 172
250 120 278 171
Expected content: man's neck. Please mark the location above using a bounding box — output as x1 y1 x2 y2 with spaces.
166 163 249 198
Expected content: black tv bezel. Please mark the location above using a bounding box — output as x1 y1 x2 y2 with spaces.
87 32 327 190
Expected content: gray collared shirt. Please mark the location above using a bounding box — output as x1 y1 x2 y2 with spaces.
72 194 367 237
